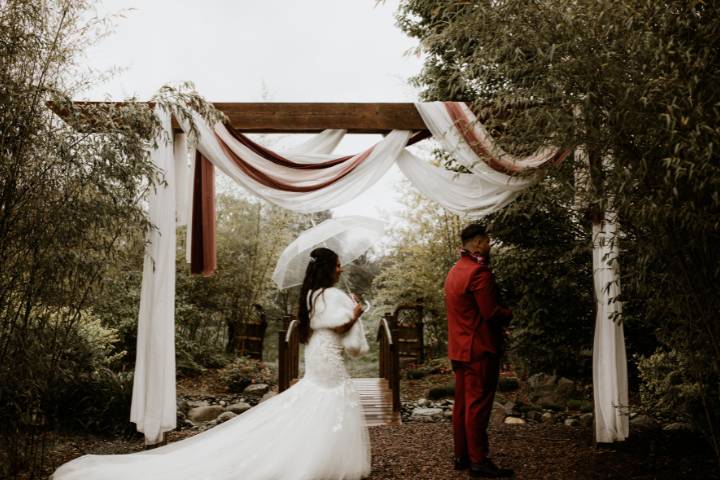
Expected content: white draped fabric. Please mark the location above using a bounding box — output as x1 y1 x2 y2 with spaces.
130 108 178 445
592 212 629 443
129 100 627 446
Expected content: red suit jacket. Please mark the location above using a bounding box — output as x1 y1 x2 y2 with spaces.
445 255 512 361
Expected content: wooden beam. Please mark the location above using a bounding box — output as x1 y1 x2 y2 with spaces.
48 102 429 134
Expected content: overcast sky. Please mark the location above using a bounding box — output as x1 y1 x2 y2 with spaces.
81 0 426 221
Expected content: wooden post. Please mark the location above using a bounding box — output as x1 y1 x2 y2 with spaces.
390 322 401 413
278 328 288 392
416 305 425 364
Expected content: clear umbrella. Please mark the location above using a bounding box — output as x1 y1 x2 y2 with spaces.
272 215 386 290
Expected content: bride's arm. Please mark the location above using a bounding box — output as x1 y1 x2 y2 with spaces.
333 302 364 334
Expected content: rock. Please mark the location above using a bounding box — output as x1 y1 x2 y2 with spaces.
188 405 225 423
663 422 694 432
216 411 237 423
541 412 555 424
526 410 542 422
260 391 276 403
630 414 660 431
177 398 190 415
443 409 453 418
219 400 226 407
410 407 444 422
564 418 580 427
497 376 520 392
504 417 526 425
243 383 270 396
579 413 594 428
555 377 576 400
186 399 209 409
182 419 195 429
503 401 517 416
490 402 507 427
227 402 252 414
528 373 556 389
417 398 431 407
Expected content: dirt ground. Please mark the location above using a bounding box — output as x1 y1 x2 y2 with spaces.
37 419 719 480
20 367 720 479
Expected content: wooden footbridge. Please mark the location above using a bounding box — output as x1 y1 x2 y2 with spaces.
277 305 424 427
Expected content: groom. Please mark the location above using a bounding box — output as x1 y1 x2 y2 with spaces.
444 223 513 478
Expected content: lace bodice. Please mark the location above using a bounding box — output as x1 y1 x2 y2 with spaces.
304 288 355 388
304 329 348 387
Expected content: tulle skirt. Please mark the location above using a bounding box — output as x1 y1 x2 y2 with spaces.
51 377 371 480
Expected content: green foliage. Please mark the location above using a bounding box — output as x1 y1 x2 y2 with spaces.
220 356 277 393
373 181 462 354
0 1 221 474
397 0 720 457
637 349 718 440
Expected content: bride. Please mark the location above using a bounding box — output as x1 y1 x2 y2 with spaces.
52 247 371 480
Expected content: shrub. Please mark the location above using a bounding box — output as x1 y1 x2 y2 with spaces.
220 357 277 393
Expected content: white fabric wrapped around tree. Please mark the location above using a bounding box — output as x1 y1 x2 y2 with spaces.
592 212 629 443
130 108 178 445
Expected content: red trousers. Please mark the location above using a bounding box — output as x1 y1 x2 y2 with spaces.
452 354 500 463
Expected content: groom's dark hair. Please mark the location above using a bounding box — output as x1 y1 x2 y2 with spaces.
297 247 339 344
460 222 488 244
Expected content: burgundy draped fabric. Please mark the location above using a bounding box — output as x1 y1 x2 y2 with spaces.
190 151 217 276
445 102 570 174
214 130 375 192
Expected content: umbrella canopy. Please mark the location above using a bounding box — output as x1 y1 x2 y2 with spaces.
272 216 386 289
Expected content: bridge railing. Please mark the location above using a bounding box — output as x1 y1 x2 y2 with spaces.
377 313 401 412
278 314 299 392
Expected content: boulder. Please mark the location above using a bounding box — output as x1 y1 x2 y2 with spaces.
260 391 276 403
555 377 576 400
227 402 252 415
243 383 270 396
579 413 594 428
503 401 517 416
177 398 190 415
216 411 237 423
186 399 209 409
188 405 225 423
525 410 542 423
663 422 694 432
630 414 660 431
541 412 555 424
490 402 507 427
504 417 526 425
410 407 444 422
564 418 580 427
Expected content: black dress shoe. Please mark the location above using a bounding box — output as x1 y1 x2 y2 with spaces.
468 458 514 478
454 457 470 470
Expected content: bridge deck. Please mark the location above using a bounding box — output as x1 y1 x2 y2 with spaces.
352 378 401 427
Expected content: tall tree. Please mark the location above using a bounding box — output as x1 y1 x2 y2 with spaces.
397 0 720 456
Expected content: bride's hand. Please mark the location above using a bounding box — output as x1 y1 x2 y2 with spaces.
352 302 364 320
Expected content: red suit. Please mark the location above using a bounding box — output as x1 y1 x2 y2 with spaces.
445 254 512 465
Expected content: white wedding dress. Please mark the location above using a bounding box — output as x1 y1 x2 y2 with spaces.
51 287 371 480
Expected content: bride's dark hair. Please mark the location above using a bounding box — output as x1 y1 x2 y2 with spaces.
297 247 339 343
